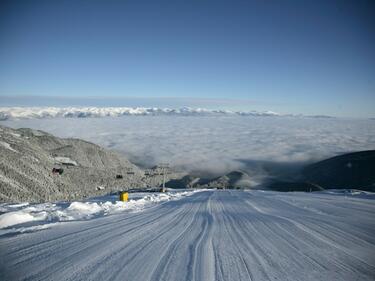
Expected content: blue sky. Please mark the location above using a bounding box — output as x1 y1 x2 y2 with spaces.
0 0 374 117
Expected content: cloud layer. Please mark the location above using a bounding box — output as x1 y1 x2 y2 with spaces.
2 116 375 184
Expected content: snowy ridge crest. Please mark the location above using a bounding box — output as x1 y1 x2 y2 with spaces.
0 107 280 120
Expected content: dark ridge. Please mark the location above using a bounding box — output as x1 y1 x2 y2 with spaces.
302 150 375 191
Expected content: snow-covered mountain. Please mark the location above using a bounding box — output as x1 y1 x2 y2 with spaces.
0 106 280 120
0 125 176 203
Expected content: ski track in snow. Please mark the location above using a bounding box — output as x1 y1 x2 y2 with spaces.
0 190 374 281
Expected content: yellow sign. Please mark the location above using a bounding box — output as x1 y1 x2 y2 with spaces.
119 192 129 202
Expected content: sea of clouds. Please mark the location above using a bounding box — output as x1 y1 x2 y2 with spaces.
2 111 375 185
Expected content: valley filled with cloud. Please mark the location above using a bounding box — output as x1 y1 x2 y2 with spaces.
2 113 374 185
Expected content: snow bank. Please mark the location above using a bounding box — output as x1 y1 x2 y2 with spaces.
54 156 78 166
0 140 18 152
0 106 281 120
0 211 38 228
0 190 200 232
320 189 375 199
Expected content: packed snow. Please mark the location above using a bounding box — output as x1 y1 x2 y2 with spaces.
0 190 199 234
53 156 78 166
0 190 374 281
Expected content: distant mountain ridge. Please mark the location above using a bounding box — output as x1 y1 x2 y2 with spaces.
0 106 283 120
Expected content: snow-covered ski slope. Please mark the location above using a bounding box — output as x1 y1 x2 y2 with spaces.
1 190 374 281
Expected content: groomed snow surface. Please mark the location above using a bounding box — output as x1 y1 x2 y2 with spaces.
0 190 374 281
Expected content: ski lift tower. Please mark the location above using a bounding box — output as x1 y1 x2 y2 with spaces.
158 163 170 191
